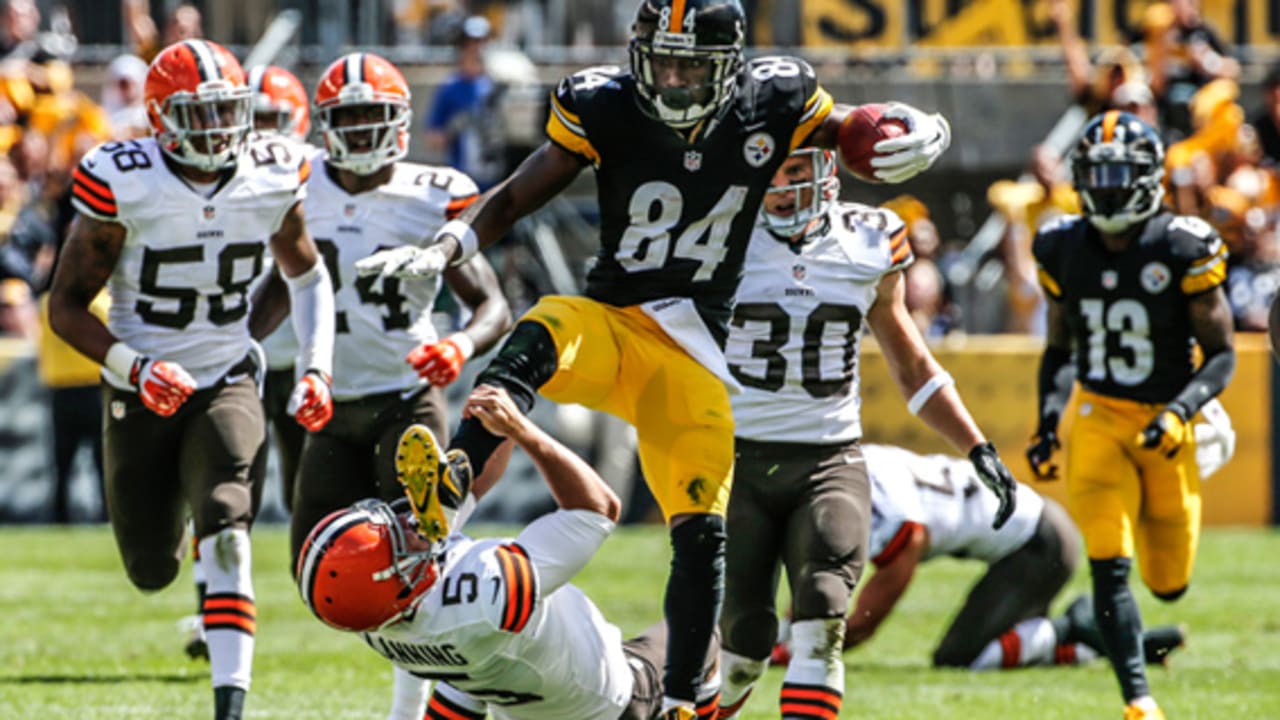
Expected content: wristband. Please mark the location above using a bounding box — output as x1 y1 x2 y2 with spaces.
446 332 475 360
439 220 479 266
907 372 955 415
104 341 145 384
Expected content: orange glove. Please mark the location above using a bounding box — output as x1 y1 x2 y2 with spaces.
287 369 333 431
406 333 473 387
131 357 196 417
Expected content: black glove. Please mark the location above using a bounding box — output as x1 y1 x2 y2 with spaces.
1137 405 1192 459
969 442 1017 530
1026 429 1061 481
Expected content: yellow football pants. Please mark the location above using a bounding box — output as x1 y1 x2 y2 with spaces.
522 295 734 520
1065 387 1202 595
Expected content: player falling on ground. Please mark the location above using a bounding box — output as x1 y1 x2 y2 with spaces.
47 40 336 720
1028 111 1235 720
297 385 721 720
715 147 1017 719
355 3 950 716
769 443 1197 673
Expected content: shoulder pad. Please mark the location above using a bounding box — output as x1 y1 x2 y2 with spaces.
240 134 312 191
830 202 911 273
546 66 624 166
71 139 165 220
457 540 538 634
744 56 831 151
1162 214 1228 295
1031 214 1084 300
390 163 482 220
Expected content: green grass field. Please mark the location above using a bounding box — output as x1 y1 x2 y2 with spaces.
2 524 1278 719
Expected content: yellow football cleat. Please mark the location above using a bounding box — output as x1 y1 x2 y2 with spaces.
395 424 469 543
654 707 697 720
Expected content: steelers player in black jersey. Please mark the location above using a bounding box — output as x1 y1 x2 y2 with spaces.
1027 111 1234 720
357 2 952 717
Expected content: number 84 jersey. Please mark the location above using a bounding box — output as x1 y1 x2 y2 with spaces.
71 135 309 390
1032 211 1228 403
726 202 911 443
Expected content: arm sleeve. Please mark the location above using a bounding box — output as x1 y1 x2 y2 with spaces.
285 259 336 377
1036 345 1075 434
514 508 616 595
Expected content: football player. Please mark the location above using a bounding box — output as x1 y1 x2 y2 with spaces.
46 40 336 720
275 50 511 567
297 385 722 720
181 63 318 665
771 444 1195 673
1028 111 1235 720
714 147 1017 719
355 3 950 715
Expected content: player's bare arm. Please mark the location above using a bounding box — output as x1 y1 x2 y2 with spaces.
267 201 320 277
441 255 514 355
866 270 985 453
845 522 928 648
47 215 126 363
465 385 621 521
442 142 586 262
247 268 288 341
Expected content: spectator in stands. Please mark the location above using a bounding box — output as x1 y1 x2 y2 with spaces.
0 0 40 61
987 145 1080 334
1249 62 1280 166
101 54 149 140
1050 0 1145 117
1225 208 1280 331
124 0 202 63
0 276 36 338
1141 0 1239 139
1112 81 1160 129
1165 78 1246 216
37 288 108 522
424 15 505 190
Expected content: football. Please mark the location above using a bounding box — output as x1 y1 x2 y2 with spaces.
837 103 909 183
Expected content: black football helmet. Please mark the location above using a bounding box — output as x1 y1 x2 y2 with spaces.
629 0 745 128
1069 111 1166 233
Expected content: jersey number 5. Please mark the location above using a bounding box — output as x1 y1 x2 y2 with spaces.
136 243 264 329
617 182 749 282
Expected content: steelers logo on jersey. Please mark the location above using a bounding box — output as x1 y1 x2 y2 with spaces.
1140 261 1172 294
743 132 776 167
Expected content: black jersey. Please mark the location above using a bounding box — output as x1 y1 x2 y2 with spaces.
545 57 832 334
1032 211 1228 404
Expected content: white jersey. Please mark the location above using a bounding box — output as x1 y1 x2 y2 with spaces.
71 135 309 390
864 444 1044 565
362 510 632 720
727 202 910 443
303 160 478 399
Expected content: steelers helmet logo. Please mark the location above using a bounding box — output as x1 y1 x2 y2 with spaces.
1140 262 1171 294
743 132 775 168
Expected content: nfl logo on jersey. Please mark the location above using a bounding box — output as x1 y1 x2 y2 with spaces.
684 150 702 172
203 206 215 220
792 264 806 280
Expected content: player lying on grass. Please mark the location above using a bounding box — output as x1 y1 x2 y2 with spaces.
771 442 1222 671
297 385 720 720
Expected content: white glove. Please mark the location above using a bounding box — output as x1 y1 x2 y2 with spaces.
354 245 451 281
870 102 952 184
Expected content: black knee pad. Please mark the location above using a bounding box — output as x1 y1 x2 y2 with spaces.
1152 585 1188 602
474 321 559 413
126 554 179 592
